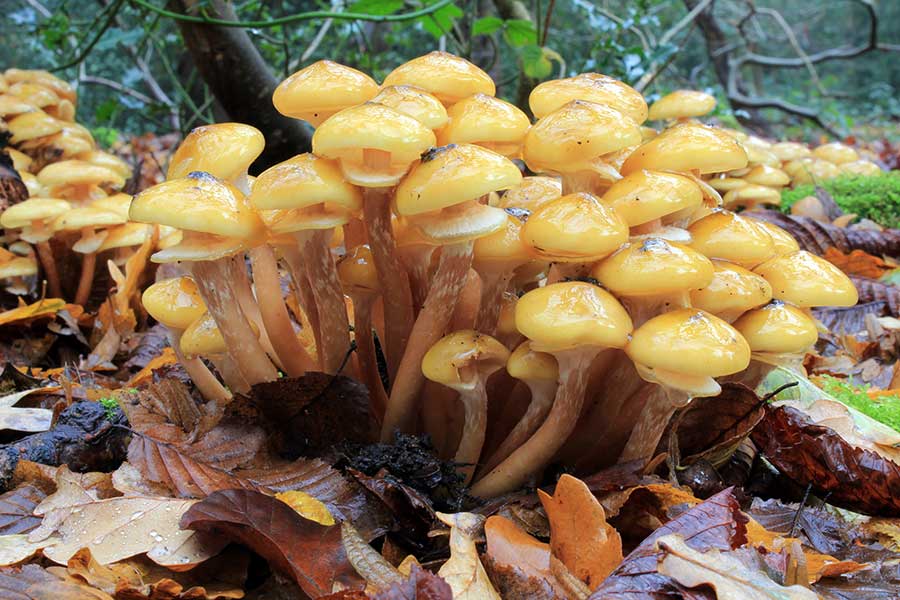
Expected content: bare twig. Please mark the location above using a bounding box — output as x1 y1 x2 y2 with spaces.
77 75 156 104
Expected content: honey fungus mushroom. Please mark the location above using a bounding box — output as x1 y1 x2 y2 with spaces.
0 197 70 297
382 51 495 106
528 73 648 123
273 60 378 127
647 90 716 122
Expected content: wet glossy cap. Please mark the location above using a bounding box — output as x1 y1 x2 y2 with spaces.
753 250 858 307
785 158 841 186
647 90 716 120
0 197 70 230
732 301 818 354
747 219 799 255
7 148 32 173
473 213 532 270
437 94 530 157
422 330 510 391
812 142 858 165
37 160 125 190
382 52 495 106
600 170 702 227
722 184 781 209
506 341 558 382
77 150 131 180
688 210 775 267
90 193 133 219
273 60 379 126
142 277 207 330
689 260 772 322
522 192 627 262
592 238 713 296
621 122 748 175
0 94 36 118
168 123 265 182
529 73 648 123
515 281 633 353
99 222 154 251
4 68 76 103
498 176 562 212
743 164 790 187
180 312 228 356
7 111 63 143
8 82 59 109
371 85 448 130
0 256 37 279
337 244 380 295
770 142 811 162
249 153 362 216
707 177 748 193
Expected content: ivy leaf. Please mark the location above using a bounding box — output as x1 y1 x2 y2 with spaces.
521 45 553 79
504 19 537 47
472 16 504 36
418 1 464 40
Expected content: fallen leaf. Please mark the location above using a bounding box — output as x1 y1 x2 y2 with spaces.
341 520 403 594
435 512 501 600
484 515 565 599
656 534 820 599
0 563 113 599
126 347 178 388
371 565 453 600
823 248 893 279
0 298 68 327
751 210 900 258
0 485 44 535
181 488 363 597
539 474 623 588
278 490 335 526
0 535 46 566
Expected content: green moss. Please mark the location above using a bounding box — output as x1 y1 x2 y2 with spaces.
780 173 900 228
98 396 119 421
817 375 900 433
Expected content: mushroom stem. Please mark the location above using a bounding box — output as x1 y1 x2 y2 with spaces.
281 245 322 361
362 185 414 379
561 171 598 195
209 355 250 395
380 241 475 441
475 270 513 334
450 268 481 330
618 386 681 463
621 292 692 327
471 347 599 498
190 259 279 385
547 262 589 285
35 241 62 298
74 252 96 306
343 217 367 248
167 329 231 403
402 245 437 312
294 229 350 374
454 378 489 484
352 294 388 420
249 245 315 376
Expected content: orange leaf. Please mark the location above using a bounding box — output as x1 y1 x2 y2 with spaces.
484 515 552 581
0 298 67 327
126 347 178 388
822 247 892 279
538 474 623 589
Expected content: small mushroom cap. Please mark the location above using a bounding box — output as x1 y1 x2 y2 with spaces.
181 312 228 356
395 144 522 216
4 68 76 102
626 309 750 377
0 197 71 228
31 130 94 160
0 256 37 278
529 73 648 123
312 102 436 187
812 142 858 165
76 150 131 179
337 244 380 295
592 238 713 296
498 176 562 212
371 85 448 130
523 100 641 175
473 213 532 269
507 341 558 382
7 111 63 143
53 207 126 232
249 153 362 214
99 222 153 251
515 281 633 353
8 82 59 108
840 160 882 176
722 184 781 208
688 210 775 267
167 123 265 182
748 219 799 255
437 94 531 157
620 122 748 175
0 94 36 118
754 250 858 307
600 170 702 227
90 193 133 219
690 260 773 319
37 160 125 189
273 60 379 126
732 301 818 354
743 165 790 187
142 277 207 330
648 90 716 120
522 192 628 262
785 158 842 186
382 52 495 106
770 142 811 162
129 172 265 240
422 330 510 391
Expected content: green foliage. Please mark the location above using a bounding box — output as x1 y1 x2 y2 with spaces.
780 173 900 228
98 396 119 421
818 375 900 434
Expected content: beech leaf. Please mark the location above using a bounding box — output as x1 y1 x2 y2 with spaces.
435 512 501 600
372 565 453 600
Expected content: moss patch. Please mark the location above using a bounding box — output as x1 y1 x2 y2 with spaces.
817 375 900 433
780 173 900 228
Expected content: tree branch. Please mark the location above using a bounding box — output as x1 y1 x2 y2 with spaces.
77 75 156 104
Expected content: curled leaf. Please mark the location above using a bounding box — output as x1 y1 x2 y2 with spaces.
435 512 501 600
341 521 403 591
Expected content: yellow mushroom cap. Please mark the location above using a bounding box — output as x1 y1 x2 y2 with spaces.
395 144 522 216
7 148 32 173
142 277 207 330
473 213 532 269
626 308 750 377
181 312 228 356
0 94 36 118
9 82 59 108
497 176 562 212
312 102 436 187
382 52 495 106
747 219 799 255
4 68 76 103
812 142 858 165
422 330 510 390
99 222 153 251
620 122 748 175
76 150 131 179
37 160 125 189
528 73 648 123
591 238 713 296
53 207 125 232
840 160 882 176
515 281 633 353
7 111 63 143
732 301 818 354
689 260 773 320
129 171 265 240
249 153 362 214
371 85 448 130
437 94 531 157
743 164 790 187
0 256 37 279
90 193 133 219
506 341 558 382
337 244 380 295
648 90 716 120
688 210 775 267
770 142 811 162
0 197 71 229
31 130 94 160
19 173 42 197
600 170 702 227
753 250 858 308
723 184 781 208
707 177 748 193
167 123 265 182
523 100 641 175
273 60 379 126
522 192 627 262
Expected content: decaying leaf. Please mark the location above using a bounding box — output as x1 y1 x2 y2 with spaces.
656 534 820 599
340 520 402 592
0 485 44 535
0 563 114 599
484 515 565 599
823 248 893 279
538 474 623 588
751 211 900 258
372 565 453 600
435 512 501 600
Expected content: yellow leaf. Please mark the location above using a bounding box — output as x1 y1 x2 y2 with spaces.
436 512 501 600
275 490 335 526
0 297 66 326
126 347 178 388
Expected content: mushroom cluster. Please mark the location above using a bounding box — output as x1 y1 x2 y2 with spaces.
0 68 157 304
128 53 859 498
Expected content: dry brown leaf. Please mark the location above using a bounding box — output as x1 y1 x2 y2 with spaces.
435 512 501 600
0 485 45 536
600 482 701 519
539 474 623 588
861 518 900 552
823 248 893 279
0 563 114 599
